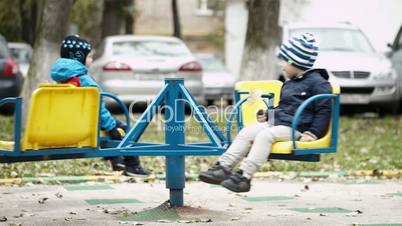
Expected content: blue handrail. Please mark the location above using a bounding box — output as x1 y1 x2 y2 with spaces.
100 92 131 130
291 94 340 150
0 97 22 153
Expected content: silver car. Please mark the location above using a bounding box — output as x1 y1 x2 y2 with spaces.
90 35 204 105
8 42 32 78
281 23 399 113
195 53 236 105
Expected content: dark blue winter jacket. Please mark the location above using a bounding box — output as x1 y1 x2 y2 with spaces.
274 69 332 138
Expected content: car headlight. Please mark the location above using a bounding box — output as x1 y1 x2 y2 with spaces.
373 69 397 80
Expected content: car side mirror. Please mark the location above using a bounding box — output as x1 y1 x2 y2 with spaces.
387 43 393 49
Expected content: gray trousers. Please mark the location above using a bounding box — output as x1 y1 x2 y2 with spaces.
219 123 300 179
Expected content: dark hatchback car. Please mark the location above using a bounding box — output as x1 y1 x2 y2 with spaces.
0 34 24 114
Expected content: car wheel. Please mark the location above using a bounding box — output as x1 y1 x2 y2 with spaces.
378 101 400 117
0 104 15 116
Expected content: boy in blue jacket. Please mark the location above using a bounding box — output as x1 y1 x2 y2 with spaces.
199 33 332 192
50 35 148 177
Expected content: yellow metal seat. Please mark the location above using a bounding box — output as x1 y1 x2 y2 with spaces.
21 84 100 150
235 80 340 154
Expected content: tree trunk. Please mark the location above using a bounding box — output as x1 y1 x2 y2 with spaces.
101 0 123 38
87 0 105 48
19 0 31 44
125 0 134 34
172 0 181 38
239 0 280 81
21 0 73 123
19 0 41 46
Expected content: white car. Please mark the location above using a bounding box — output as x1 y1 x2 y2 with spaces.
281 23 399 113
195 53 235 105
90 35 204 105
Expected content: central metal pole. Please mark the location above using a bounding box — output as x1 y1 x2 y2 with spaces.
165 79 185 207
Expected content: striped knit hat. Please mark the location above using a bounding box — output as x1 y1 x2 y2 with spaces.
278 33 319 71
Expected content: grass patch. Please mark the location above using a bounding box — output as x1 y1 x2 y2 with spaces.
1 113 402 178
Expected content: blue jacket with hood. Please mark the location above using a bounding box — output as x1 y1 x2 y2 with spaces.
274 68 332 138
50 58 116 131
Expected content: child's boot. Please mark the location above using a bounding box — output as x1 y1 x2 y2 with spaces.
221 170 251 193
199 162 232 185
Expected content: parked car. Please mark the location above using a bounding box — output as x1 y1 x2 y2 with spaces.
280 23 399 113
194 53 235 105
387 23 402 108
0 34 24 114
90 35 204 106
8 42 32 78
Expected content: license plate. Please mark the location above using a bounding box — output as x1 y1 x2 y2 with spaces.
134 73 173 81
340 94 370 104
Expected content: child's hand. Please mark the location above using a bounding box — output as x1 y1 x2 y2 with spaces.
299 131 317 142
256 109 267 122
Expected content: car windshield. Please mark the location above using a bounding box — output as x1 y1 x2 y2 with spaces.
290 28 375 53
10 47 31 63
112 40 190 57
197 56 227 72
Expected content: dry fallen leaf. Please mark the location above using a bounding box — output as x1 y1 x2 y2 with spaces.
65 217 73 221
247 91 262 106
0 216 7 222
38 197 49 204
55 193 63 198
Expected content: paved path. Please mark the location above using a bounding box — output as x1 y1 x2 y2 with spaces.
0 179 402 225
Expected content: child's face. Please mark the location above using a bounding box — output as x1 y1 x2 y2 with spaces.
279 60 303 79
85 54 93 67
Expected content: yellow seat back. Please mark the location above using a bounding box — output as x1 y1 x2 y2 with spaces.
22 84 100 150
235 80 283 127
235 80 340 154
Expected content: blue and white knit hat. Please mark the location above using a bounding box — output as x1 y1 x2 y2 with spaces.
60 35 92 64
278 33 319 70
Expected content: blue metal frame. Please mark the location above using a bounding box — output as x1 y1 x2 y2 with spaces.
0 79 340 206
101 92 131 130
291 94 340 155
0 79 227 207
0 97 22 155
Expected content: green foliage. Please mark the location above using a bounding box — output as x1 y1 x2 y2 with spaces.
207 27 225 48
0 0 22 42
